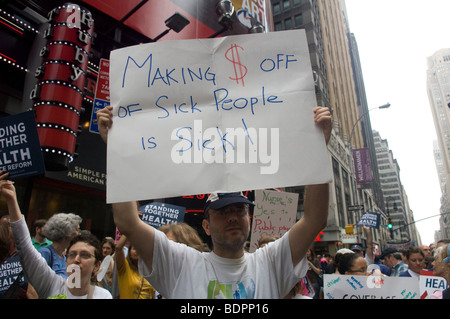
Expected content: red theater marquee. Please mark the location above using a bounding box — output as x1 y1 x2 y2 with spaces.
31 3 94 171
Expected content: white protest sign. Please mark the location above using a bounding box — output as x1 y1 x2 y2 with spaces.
107 29 332 203
324 274 419 299
249 189 298 252
419 270 449 299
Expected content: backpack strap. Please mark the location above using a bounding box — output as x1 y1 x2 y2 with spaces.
42 246 54 269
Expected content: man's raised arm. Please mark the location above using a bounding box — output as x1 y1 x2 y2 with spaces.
289 106 331 266
97 106 155 271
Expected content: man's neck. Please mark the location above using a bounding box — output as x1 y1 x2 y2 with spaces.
34 234 46 244
213 246 245 259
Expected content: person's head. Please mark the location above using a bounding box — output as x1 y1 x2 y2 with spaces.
258 235 279 248
350 244 364 257
419 244 432 257
404 246 425 275
436 239 450 249
101 237 115 258
42 213 82 243
306 248 316 260
432 244 450 279
381 248 399 268
158 222 209 252
31 219 47 238
323 253 332 261
127 244 139 270
333 248 353 269
66 233 102 284
202 192 254 255
338 253 368 275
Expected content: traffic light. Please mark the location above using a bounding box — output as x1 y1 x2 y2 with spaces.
387 217 393 229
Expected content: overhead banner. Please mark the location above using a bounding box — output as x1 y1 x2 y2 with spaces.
352 148 373 184
107 30 332 203
0 111 45 179
249 189 299 252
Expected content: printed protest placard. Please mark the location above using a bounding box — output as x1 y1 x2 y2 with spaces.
139 202 186 229
419 270 449 299
249 189 298 252
0 256 25 295
106 29 332 203
357 211 380 229
324 274 419 299
0 111 45 179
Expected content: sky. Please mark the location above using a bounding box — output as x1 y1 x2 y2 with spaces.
343 0 450 245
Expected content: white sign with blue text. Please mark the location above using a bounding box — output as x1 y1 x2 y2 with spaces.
106 30 332 203
324 274 420 299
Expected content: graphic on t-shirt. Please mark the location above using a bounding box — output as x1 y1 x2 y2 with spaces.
207 276 255 299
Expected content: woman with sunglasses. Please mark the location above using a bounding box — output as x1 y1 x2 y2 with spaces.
0 172 112 299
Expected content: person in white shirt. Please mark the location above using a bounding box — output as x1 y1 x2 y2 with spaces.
96 105 332 299
0 176 112 299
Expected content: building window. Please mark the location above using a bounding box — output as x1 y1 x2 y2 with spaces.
294 13 303 26
284 18 292 29
274 21 282 31
283 0 291 11
273 3 281 15
293 0 301 6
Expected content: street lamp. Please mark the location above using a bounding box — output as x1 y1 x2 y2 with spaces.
346 103 391 239
348 103 391 148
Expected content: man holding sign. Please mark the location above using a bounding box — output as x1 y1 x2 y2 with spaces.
97 105 331 299
97 30 332 299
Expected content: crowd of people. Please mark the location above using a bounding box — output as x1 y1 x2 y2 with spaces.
1 170 450 300
302 239 450 299
0 105 449 300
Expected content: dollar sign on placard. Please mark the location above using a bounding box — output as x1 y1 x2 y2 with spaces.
225 44 248 87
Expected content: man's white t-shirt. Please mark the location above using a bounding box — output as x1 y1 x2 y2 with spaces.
138 229 308 299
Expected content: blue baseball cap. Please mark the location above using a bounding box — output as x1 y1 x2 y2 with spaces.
204 192 254 212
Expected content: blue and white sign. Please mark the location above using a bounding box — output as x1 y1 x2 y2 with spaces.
90 99 109 134
139 202 186 229
0 111 45 179
357 211 381 229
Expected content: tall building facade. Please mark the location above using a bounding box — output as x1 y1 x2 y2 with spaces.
433 140 450 238
272 0 391 252
373 130 411 242
427 49 450 238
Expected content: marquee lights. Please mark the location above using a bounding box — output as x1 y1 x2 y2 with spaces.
33 100 81 116
0 9 38 34
31 3 94 171
0 53 28 71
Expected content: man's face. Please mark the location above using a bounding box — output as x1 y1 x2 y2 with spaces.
66 241 99 281
202 203 250 253
384 254 396 268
